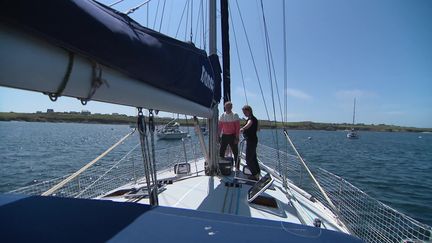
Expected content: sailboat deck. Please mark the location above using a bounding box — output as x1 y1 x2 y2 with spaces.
101 158 346 233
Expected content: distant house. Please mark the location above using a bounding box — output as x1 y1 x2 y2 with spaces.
36 111 42 114
112 113 119 116
81 110 91 115
47 109 54 113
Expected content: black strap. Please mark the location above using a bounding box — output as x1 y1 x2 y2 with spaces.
47 52 74 101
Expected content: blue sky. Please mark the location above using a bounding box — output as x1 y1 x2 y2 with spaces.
0 0 431 128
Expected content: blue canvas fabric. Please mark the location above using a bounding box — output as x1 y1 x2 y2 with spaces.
0 194 363 243
0 0 221 108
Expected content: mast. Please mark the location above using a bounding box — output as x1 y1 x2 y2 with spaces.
352 98 356 125
221 0 230 104
208 0 219 175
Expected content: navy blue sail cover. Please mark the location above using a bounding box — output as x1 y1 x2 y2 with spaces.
0 0 221 108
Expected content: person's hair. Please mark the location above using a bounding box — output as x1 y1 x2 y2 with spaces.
224 101 232 107
242 105 253 114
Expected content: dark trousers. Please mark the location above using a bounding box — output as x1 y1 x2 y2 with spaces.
245 139 260 176
219 134 238 167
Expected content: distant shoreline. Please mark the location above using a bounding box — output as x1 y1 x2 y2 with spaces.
1 112 430 132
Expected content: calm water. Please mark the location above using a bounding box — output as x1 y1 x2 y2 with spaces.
1 121 431 226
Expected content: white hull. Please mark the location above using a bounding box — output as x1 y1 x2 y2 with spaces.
347 132 359 139
157 131 189 140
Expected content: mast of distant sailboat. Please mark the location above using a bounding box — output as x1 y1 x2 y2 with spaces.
352 98 356 127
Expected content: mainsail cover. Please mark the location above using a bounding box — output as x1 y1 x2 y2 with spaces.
0 0 221 108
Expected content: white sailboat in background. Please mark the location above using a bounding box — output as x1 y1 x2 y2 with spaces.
0 1 430 243
156 119 188 140
347 98 359 139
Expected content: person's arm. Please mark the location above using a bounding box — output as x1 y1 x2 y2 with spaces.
240 119 253 133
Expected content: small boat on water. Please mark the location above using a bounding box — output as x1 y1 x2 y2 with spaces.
157 121 188 140
347 98 359 139
347 128 359 139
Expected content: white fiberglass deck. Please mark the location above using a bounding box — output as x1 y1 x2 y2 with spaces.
101 158 349 234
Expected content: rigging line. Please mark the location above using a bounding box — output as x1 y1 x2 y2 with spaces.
253 0 276 147
126 0 151 15
203 0 208 51
184 0 190 41
158 0 166 32
234 0 271 121
193 0 203 44
261 6 285 129
260 1 284 126
152 0 160 29
228 3 248 105
75 143 141 198
282 0 289 190
190 0 193 42
267 33 285 127
283 130 340 222
200 0 205 50
175 0 189 38
165 0 173 33
260 0 277 123
260 0 282 173
42 129 135 196
109 0 125 7
283 0 287 125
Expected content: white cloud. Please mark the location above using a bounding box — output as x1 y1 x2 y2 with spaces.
286 88 312 100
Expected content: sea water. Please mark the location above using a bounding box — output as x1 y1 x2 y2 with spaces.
0 121 431 226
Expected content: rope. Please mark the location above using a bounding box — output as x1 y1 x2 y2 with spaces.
109 0 125 7
259 0 283 174
193 0 203 45
175 1 189 38
41 129 135 196
190 0 193 42
152 0 160 29
80 62 108 105
158 0 166 32
283 0 288 125
282 130 340 221
282 0 289 188
228 3 248 105
47 51 74 102
184 0 190 41
148 109 159 205
234 0 271 121
75 143 141 198
126 0 151 15
203 0 207 51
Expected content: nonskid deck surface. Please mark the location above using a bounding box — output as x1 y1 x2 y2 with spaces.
102 159 347 233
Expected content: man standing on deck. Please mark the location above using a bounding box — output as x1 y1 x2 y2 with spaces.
218 101 240 169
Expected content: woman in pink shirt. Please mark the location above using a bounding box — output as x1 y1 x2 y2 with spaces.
218 101 240 169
